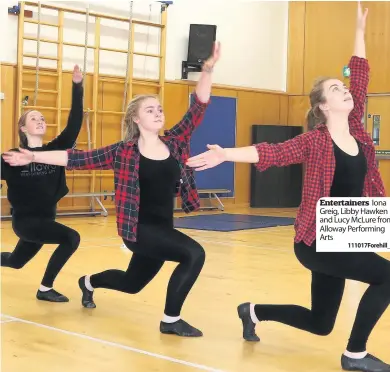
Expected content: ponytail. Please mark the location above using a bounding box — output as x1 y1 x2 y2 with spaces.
306 106 326 131
17 110 33 148
307 77 330 130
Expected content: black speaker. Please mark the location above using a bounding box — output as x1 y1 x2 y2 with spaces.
187 24 216 63
250 125 303 208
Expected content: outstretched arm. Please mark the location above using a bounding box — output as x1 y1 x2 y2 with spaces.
164 42 221 141
348 2 369 133
186 132 313 171
46 65 84 150
2 143 121 171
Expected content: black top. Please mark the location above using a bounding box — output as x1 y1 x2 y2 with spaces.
138 153 181 226
330 140 367 197
1 82 83 213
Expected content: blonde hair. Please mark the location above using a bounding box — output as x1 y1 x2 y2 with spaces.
123 94 159 142
18 109 34 148
306 77 331 130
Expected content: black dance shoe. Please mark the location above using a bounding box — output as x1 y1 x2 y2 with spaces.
341 353 390 371
36 289 69 302
160 319 203 337
1 252 11 266
237 302 260 342
78 276 96 308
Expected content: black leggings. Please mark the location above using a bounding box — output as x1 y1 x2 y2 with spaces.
90 223 206 317
3 207 80 288
254 241 390 352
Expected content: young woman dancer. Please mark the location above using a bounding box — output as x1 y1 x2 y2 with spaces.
3 43 221 337
187 5 390 372
1 65 84 303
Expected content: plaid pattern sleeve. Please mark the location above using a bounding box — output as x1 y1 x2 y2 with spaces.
348 56 369 133
163 92 210 141
66 142 121 170
253 132 313 172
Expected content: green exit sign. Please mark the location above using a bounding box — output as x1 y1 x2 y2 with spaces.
343 66 350 77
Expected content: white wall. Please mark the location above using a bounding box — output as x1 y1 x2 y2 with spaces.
167 0 289 91
1 0 289 91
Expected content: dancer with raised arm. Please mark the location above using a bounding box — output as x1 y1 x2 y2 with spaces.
3 43 221 337
1 65 84 303
187 5 390 372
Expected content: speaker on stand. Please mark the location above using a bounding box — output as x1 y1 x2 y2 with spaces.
182 24 217 79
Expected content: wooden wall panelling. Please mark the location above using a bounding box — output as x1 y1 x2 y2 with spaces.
302 1 390 95
94 78 104 210
132 83 159 97
379 161 390 197
163 83 189 130
3 1 390 213
288 1 390 95
1 65 16 151
288 96 310 129
1 65 17 214
364 1 390 93
303 1 357 95
235 91 283 205
279 95 289 125
366 96 390 194
69 74 100 211
94 82 104 210
211 88 238 98
98 80 121 211
58 71 78 211
1 64 289 211
287 1 306 95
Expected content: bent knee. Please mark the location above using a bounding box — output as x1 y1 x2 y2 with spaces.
65 230 81 250
376 265 390 295
121 282 144 294
187 242 206 265
10 261 26 269
314 321 335 336
385 268 390 284
383 270 390 297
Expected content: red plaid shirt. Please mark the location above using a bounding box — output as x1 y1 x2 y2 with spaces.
66 93 210 242
254 56 386 246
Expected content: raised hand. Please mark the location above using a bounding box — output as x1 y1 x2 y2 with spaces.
186 144 227 171
72 65 83 83
204 41 221 69
2 148 34 166
357 1 368 31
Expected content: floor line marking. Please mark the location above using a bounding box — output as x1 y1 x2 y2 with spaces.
1 236 289 253
0 319 16 324
1 314 227 372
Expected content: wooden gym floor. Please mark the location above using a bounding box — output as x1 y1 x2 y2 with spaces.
1 206 389 372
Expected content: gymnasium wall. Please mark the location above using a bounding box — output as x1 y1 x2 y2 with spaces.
1 0 289 91
1 0 290 215
287 1 390 96
0 63 289 214
286 1 390 193
2 1 389 215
